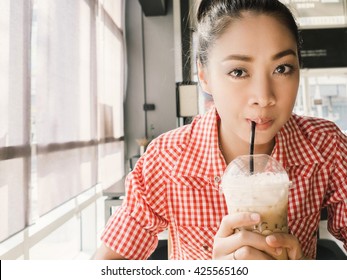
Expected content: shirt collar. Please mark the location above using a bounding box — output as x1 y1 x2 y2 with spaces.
171 107 226 181
272 114 325 169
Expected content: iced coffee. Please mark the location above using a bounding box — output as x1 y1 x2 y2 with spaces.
221 154 290 259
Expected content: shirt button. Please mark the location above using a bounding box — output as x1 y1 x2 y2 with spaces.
202 244 209 251
214 176 221 184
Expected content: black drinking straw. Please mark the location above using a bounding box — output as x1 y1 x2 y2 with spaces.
249 121 256 174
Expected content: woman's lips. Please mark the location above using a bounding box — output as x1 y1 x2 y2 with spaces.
247 118 274 131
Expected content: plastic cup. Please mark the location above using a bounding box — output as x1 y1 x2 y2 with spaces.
221 154 290 260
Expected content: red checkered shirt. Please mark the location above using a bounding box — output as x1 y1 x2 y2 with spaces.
101 107 347 259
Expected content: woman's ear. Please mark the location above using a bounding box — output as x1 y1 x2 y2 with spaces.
197 61 211 95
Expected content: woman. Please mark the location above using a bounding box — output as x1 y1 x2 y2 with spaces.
95 0 347 260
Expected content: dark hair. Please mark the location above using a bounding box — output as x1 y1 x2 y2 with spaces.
196 0 302 66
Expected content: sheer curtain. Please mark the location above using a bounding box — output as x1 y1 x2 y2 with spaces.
0 0 31 242
32 0 125 216
33 0 98 216
0 0 125 243
97 0 125 189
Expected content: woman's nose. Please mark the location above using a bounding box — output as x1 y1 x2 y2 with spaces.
248 75 276 107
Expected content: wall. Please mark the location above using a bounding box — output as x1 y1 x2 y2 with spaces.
124 0 177 168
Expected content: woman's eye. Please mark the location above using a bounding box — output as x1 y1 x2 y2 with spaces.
274 64 293 75
229 69 247 78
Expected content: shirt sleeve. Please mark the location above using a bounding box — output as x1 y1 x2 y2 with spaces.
101 140 169 259
326 128 347 252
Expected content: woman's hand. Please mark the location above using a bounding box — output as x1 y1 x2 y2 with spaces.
213 212 283 260
265 233 308 260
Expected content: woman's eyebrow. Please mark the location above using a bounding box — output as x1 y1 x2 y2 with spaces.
221 49 297 63
272 49 297 60
222 54 253 62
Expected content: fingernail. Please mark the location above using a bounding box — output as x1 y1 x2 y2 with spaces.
267 235 277 243
275 247 282 255
251 213 260 221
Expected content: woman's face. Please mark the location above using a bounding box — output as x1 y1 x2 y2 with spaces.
198 13 300 147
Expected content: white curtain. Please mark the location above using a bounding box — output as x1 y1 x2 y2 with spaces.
97 0 125 189
0 0 30 242
0 0 125 240
33 0 125 216
33 0 98 216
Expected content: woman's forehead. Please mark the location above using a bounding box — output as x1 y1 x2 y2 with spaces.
208 14 298 61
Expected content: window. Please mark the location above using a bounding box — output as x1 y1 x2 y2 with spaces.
0 0 125 259
295 68 347 132
280 0 347 28
0 0 30 243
